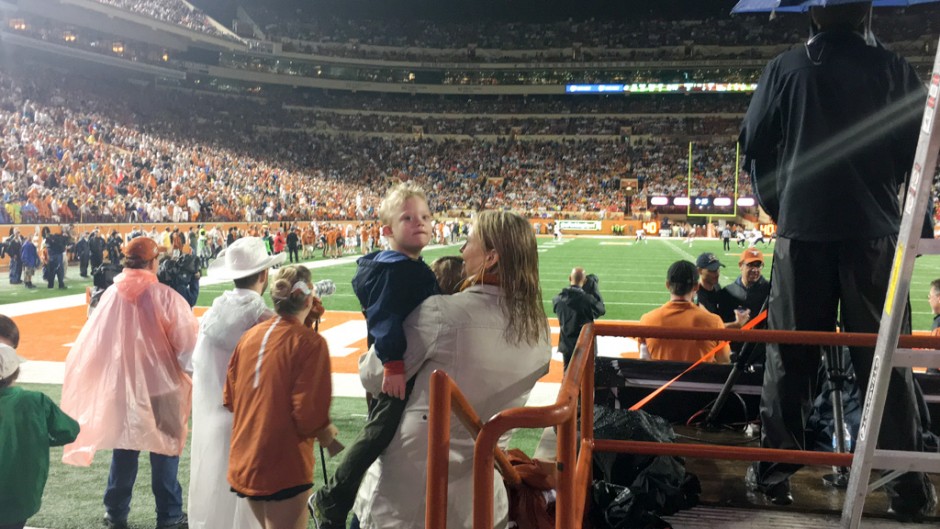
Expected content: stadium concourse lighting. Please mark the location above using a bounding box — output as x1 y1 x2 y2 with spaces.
732 0 940 13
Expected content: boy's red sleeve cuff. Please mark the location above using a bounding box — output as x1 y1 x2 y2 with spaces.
384 361 405 376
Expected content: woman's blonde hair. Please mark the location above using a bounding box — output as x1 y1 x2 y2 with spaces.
474 211 549 346
270 265 313 315
378 182 428 224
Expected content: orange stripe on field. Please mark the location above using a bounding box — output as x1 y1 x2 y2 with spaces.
13 306 89 362
12 306 566 383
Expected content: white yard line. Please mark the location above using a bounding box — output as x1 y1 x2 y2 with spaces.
663 239 697 261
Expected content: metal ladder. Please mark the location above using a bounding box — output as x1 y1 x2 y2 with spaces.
841 36 940 528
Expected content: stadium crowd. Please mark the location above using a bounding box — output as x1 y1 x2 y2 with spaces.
284 91 752 115
247 10 936 61
0 65 763 226
91 0 242 42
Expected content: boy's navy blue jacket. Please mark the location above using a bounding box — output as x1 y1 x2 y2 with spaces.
352 250 440 373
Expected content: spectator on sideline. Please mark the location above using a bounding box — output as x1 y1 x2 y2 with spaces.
60 237 197 529
430 255 465 295
695 252 726 318
0 316 80 529
639 260 730 363
224 265 335 529
19 236 40 290
187 237 287 529
927 279 940 375
352 210 551 529
4 230 23 285
553 267 606 369
43 227 70 290
739 2 934 516
720 248 770 325
287 227 301 263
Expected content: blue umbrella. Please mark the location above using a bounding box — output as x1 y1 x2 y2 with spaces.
731 0 940 13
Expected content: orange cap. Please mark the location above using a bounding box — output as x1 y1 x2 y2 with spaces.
740 248 764 265
124 237 164 262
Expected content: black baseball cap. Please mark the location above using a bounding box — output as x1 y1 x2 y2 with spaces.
695 252 725 272
667 260 697 288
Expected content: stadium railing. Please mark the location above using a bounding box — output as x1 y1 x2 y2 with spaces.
425 322 940 528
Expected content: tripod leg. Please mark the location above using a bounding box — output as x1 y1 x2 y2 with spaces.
823 345 851 488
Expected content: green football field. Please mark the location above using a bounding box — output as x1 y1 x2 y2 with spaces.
186 236 940 331
3 235 940 328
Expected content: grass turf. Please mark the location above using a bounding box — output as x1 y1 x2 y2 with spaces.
8 237 940 328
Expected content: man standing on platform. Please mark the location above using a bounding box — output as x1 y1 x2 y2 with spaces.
739 2 934 519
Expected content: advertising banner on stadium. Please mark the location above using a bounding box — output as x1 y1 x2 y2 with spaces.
559 220 602 231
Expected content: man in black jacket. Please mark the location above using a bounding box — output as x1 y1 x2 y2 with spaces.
88 229 105 271
719 248 770 325
739 3 933 518
553 267 606 369
74 232 91 278
4 230 23 285
286 226 301 263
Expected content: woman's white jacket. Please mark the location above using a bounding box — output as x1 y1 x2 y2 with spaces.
354 284 551 529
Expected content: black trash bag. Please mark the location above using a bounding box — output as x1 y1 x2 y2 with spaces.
591 481 672 529
591 406 700 527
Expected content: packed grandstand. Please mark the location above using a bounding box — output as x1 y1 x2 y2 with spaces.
0 0 937 227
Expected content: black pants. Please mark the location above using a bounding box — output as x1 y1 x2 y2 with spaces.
757 236 929 509
79 255 89 277
723 237 730 251
288 247 300 263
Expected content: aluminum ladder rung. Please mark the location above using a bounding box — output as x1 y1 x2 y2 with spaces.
871 449 940 474
918 238 940 255
892 348 940 369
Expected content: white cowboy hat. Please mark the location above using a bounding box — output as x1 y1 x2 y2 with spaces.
208 237 287 280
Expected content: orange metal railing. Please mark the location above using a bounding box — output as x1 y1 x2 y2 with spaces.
425 321 940 529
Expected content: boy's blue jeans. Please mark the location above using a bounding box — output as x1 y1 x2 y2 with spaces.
104 449 183 525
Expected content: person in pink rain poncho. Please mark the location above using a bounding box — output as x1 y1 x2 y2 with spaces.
60 236 198 529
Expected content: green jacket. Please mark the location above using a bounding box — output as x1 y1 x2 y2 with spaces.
0 386 80 524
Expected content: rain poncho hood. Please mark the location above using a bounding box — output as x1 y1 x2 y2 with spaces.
61 268 198 466
198 289 273 355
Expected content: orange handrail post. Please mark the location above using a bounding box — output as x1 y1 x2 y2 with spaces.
427 371 451 529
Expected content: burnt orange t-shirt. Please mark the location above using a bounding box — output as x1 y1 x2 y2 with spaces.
639 301 730 363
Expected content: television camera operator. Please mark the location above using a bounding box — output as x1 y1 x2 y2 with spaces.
90 251 207 316
158 253 201 308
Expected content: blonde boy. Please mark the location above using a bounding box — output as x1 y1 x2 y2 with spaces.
309 183 441 528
